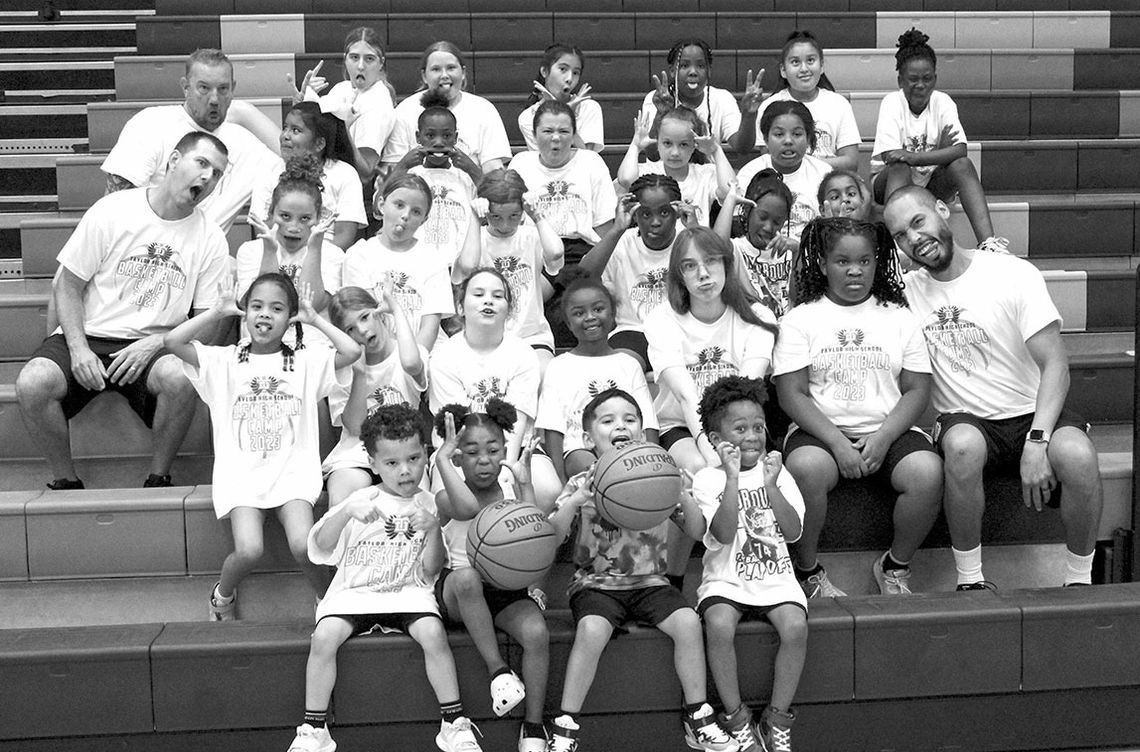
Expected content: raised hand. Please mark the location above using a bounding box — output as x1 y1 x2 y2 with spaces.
693 130 719 157
740 68 765 114
286 60 328 103
567 82 593 109
290 281 318 326
631 110 656 151
308 212 338 248
650 69 673 111
248 215 283 254
716 440 741 477
212 276 243 318
502 433 541 489
671 200 700 229
437 411 466 461
615 192 641 227
762 450 783 487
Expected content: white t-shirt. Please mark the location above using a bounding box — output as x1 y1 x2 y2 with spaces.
56 188 228 340
382 90 511 168
637 160 719 226
871 90 967 187
732 237 793 318
902 251 1061 420
600 229 674 333
535 351 658 454
310 485 439 621
310 80 396 155
645 304 776 432
480 226 558 349
101 104 280 232
185 342 337 518
341 236 455 329
248 158 367 244
507 149 617 243
638 85 742 145
735 153 831 243
408 164 477 264
428 333 541 419
693 464 806 609
757 88 861 160
518 97 605 151
322 346 429 474
772 296 931 436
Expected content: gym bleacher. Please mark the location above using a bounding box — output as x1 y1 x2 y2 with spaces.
2 0 1140 749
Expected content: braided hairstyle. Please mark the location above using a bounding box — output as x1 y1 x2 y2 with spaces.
790 217 907 309
895 27 936 73
666 38 714 86
433 397 518 444
775 30 836 92
625 173 682 230
237 272 305 371
729 167 793 239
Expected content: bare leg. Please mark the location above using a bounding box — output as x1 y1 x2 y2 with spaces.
559 615 613 714
703 603 744 712
15 358 77 481
766 605 808 712
939 424 988 552
277 499 330 596
783 445 839 570
304 617 355 710
219 507 267 596
442 568 509 674
146 354 199 477
495 600 550 726
942 157 994 243
888 450 943 562
326 467 374 507
665 437 707 577
409 616 462 703
1050 427 1103 557
655 607 708 705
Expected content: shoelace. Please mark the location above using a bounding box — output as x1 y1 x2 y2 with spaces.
769 725 793 752
451 719 483 751
729 722 761 751
883 570 912 594
548 732 578 752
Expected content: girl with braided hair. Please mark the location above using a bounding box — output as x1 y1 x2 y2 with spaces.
773 217 942 599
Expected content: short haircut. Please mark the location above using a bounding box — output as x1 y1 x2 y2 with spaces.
581 387 641 432
185 48 232 78
698 376 768 435
360 404 427 455
173 130 228 159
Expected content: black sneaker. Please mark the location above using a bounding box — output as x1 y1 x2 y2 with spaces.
46 477 84 491
143 474 173 488
956 581 997 592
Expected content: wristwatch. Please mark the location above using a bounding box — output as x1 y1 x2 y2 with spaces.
1026 429 1050 444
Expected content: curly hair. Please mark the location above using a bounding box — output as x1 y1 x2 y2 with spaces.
361 404 428 454
698 375 768 435
560 271 618 328
790 217 907 309
432 397 518 441
895 27 936 73
269 153 324 217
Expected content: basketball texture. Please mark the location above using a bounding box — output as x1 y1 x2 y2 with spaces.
466 500 558 590
592 442 681 530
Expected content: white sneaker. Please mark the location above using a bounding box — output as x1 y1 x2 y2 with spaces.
287 723 336 752
209 583 236 621
799 568 846 599
437 716 483 752
873 552 913 595
682 702 738 751
545 715 580 752
519 725 548 752
977 236 1011 254
491 670 526 717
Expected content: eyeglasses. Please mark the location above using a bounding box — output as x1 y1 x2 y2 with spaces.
678 256 725 276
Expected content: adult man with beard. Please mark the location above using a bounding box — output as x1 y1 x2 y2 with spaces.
16 132 230 491
883 186 1102 588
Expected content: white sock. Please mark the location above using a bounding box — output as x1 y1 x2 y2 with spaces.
952 545 983 586
1063 550 1094 586
213 584 235 603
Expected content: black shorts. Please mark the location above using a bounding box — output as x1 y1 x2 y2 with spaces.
932 409 1090 470
570 584 689 629
435 567 533 623
321 611 440 635
783 427 935 480
30 333 162 426
697 595 806 620
531 343 555 355
659 426 693 451
608 329 649 370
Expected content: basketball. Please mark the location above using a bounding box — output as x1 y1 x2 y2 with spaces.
466 500 558 591
591 442 681 530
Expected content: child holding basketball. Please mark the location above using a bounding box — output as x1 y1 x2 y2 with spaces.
543 387 736 752
289 404 483 752
693 376 807 752
433 399 551 752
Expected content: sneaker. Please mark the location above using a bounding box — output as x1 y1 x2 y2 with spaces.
490 670 526 717
287 723 336 752
873 552 913 595
46 477 84 491
759 706 795 752
720 705 762 752
683 703 738 751
545 715 579 752
799 567 846 599
436 716 483 752
143 473 173 488
519 725 548 752
209 583 236 621
977 236 1011 255
956 580 997 592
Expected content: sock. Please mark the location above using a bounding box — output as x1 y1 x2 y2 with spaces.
1063 549 1094 586
212 584 235 603
952 545 983 586
303 709 327 728
522 721 546 739
440 700 463 725
683 701 706 717
884 551 910 571
793 561 821 579
667 574 685 591
491 666 512 680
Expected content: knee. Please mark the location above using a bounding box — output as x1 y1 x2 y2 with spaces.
289 537 312 565
576 616 613 644
939 429 986 482
668 607 702 635
310 624 345 657
150 355 195 399
517 615 549 651
415 617 448 646
948 155 979 179
232 537 265 563
898 454 944 498
703 610 736 643
15 359 64 405
780 614 809 648
450 568 484 599
885 161 913 181
1052 433 1101 494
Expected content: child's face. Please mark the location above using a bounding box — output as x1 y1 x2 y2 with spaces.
657 117 697 171
462 271 510 326
820 175 868 220
422 50 464 101
781 42 823 96
244 281 293 352
674 45 709 97
583 396 644 454
712 400 767 470
342 305 388 351
543 53 582 101
765 113 809 173
369 435 428 497
535 112 575 167
454 424 506 490
485 201 524 238
279 110 322 160
746 193 790 249
417 111 458 168
563 285 615 344
899 57 937 114
633 186 678 251
345 40 384 91
271 190 319 251
678 242 726 303
379 187 430 241
821 233 876 306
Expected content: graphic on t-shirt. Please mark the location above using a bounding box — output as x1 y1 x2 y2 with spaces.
534 179 588 237
342 516 424 592
740 253 790 315
385 271 423 317
369 385 411 413
814 128 834 155
231 376 302 457
628 268 668 320
492 255 531 320
563 378 619 442
468 376 505 412
734 488 791 581
921 305 991 375
115 241 188 309
422 184 467 246
789 197 817 235
811 328 891 402
688 346 738 392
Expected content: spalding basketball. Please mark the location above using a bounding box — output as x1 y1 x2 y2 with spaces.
466 500 558 590
592 442 681 530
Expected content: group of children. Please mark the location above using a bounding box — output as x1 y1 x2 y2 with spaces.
159 21 1020 752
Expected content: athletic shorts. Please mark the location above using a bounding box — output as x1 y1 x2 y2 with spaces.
30 333 162 426
697 595 806 620
783 427 935 481
607 329 649 370
435 567 533 622
570 584 689 629
659 426 693 451
530 343 555 355
932 408 1089 470
320 611 439 635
